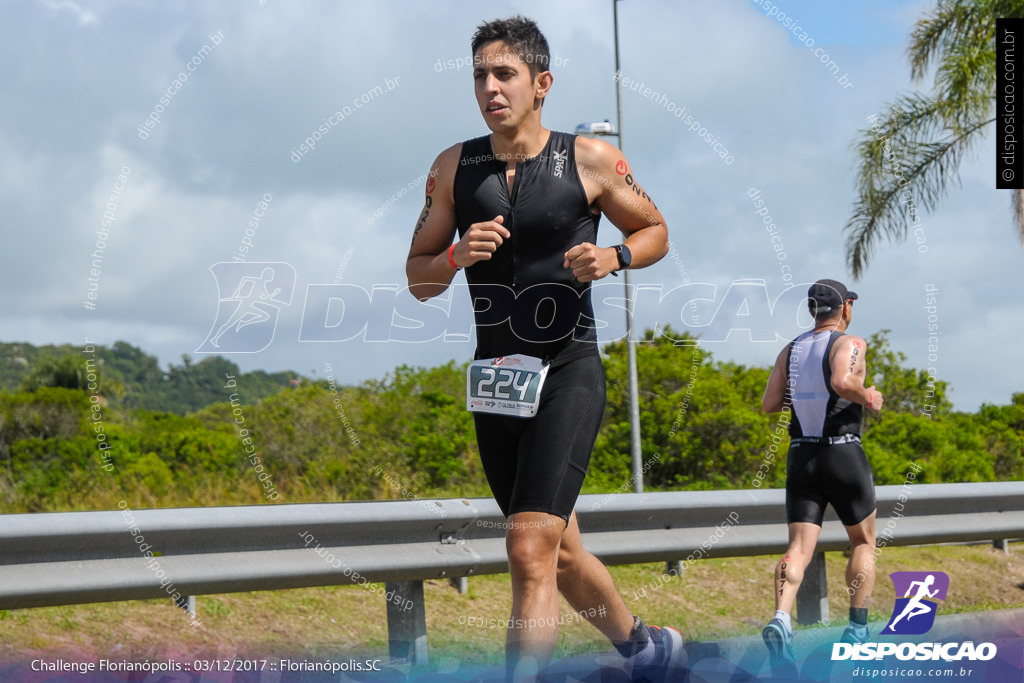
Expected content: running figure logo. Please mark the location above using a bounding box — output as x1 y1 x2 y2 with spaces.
881 571 949 635
196 262 296 353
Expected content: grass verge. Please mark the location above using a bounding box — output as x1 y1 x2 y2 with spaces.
1 542 1021 669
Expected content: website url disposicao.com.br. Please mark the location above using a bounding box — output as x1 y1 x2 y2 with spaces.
290 76 401 163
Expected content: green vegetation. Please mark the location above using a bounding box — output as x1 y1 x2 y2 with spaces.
0 329 1020 513
1 340 296 414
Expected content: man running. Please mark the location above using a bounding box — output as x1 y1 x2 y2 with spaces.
887 574 939 629
760 279 884 665
210 267 281 348
406 15 684 682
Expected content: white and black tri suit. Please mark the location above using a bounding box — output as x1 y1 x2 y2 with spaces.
784 330 876 526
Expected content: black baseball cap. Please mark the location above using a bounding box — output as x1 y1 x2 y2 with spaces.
807 278 858 314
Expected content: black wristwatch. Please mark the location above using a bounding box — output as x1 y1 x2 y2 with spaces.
614 244 632 271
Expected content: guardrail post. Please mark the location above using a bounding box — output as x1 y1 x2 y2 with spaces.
174 595 196 618
993 539 1009 553
796 551 829 626
385 580 427 666
449 577 468 594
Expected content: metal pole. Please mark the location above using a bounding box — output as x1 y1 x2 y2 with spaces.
613 0 643 493
796 552 830 625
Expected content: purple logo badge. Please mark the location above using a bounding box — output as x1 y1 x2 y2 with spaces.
881 571 949 635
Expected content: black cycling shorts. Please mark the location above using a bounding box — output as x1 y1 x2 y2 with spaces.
786 440 876 527
473 353 606 521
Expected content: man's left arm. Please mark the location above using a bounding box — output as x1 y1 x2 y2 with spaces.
830 335 884 413
566 137 669 282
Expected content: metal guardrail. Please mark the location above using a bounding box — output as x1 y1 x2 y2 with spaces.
1 482 1022 663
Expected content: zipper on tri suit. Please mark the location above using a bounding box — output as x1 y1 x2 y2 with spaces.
509 205 517 291
503 161 522 292
500 137 545 292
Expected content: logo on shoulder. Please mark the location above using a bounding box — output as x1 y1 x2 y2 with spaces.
552 149 568 178
882 571 949 635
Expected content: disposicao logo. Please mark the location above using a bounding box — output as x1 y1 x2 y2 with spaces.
832 571 997 663
196 263 295 353
882 571 948 635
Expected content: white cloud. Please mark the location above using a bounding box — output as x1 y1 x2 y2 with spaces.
0 0 1015 411
39 0 97 26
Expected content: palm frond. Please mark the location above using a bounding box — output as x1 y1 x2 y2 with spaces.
934 35 996 125
1013 190 1024 245
846 0 1023 276
909 0 978 82
845 96 994 278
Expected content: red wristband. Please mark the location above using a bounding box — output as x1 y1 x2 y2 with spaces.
448 244 460 270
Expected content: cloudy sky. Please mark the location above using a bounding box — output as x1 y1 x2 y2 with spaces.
1 0 1017 411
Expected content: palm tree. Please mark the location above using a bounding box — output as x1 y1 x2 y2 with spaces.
845 0 1024 278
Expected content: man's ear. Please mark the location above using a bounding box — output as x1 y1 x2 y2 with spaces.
535 70 553 101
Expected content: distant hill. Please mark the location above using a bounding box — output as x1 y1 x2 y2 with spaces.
0 340 301 414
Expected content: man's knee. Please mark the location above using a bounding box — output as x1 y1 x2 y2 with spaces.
507 528 560 576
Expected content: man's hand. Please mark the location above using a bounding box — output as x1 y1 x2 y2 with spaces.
866 385 884 414
452 215 509 267
563 242 618 282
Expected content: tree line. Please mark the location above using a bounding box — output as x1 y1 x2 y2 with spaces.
0 330 1020 513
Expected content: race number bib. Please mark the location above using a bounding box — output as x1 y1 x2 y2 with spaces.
466 355 549 418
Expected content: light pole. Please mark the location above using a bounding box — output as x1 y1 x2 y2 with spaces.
574 0 644 493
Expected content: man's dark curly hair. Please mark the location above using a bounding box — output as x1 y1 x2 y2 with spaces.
471 15 551 80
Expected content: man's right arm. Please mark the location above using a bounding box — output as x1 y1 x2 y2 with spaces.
405 145 461 301
405 144 511 301
761 346 790 413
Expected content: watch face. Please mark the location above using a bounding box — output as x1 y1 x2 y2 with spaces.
618 245 631 268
